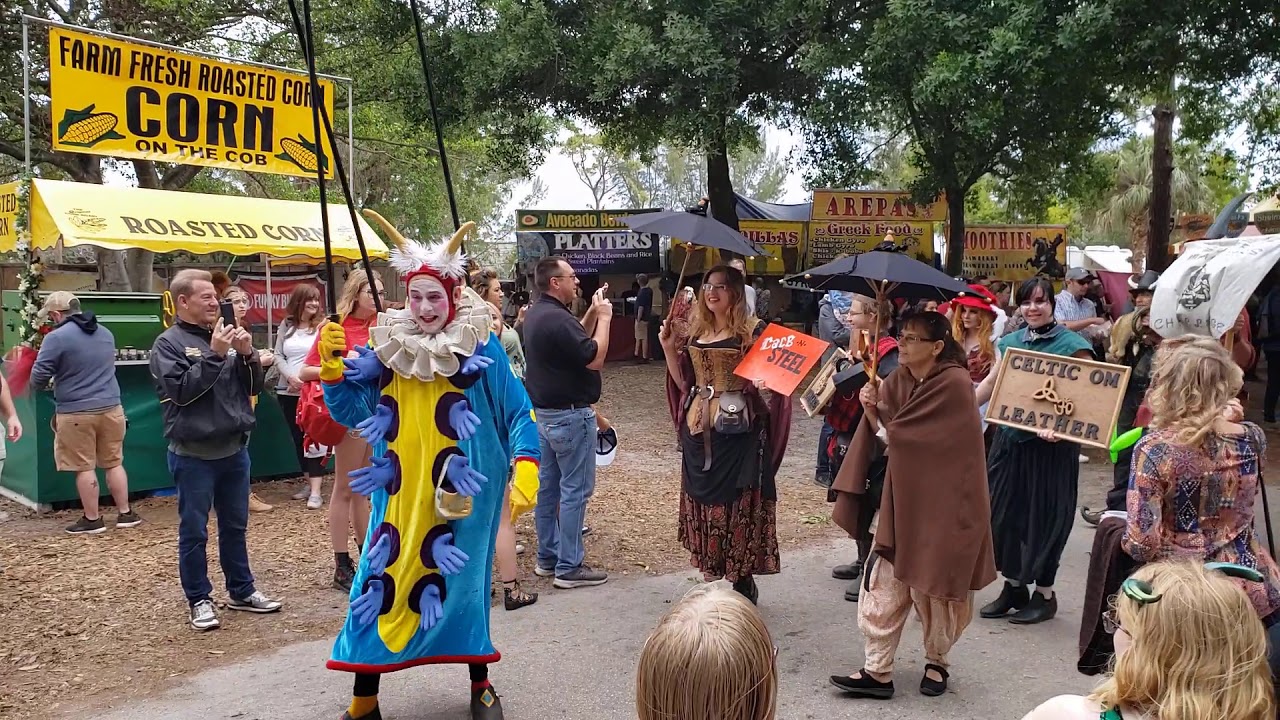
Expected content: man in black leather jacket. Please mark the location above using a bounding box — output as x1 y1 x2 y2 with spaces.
150 269 281 632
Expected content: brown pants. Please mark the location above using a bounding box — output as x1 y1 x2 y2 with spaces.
858 557 974 674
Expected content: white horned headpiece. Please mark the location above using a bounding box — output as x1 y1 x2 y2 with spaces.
363 209 471 323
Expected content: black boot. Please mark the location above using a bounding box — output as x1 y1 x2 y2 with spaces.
832 559 863 580
333 556 355 592
471 684 504 719
1009 591 1057 625
979 581 1030 618
732 576 759 605
844 579 860 603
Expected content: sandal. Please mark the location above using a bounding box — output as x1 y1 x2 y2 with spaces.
920 663 949 697
829 669 894 699
503 580 538 611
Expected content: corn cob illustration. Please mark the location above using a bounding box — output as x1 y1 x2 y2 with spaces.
57 105 125 148
276 135 330 174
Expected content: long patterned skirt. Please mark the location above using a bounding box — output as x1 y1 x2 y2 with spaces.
678 489 780 582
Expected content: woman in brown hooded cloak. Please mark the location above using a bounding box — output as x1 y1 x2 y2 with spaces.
828 312 996 699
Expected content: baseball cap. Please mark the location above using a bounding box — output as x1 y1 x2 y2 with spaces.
596 427 618 467
37 291 78 322
1064 268 1096 283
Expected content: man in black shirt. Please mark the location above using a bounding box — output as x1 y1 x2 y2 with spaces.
634 273 653 363
523 257 613 588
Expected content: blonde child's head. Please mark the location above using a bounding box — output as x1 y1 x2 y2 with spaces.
636 582 776 720
1091 561 1273 720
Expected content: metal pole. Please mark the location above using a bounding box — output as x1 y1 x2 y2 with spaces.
263 253 273 348
22 18 31 173
23 15 352 83
347 82 355 197
407 0 461 233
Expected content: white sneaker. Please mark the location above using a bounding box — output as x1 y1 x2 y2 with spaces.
292 486 311 501
227 591 283 614
190 600 220 631
307 494 323 510
1078 454 1089 464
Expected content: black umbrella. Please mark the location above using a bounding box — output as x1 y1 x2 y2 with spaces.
786 251 972 301
785 250 974 377
617 210 768 320
616 210 768 258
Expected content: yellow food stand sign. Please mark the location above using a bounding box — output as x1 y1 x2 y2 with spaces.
26 179 386 260
807 190 945 266
738 220 807 275
48 26 336 178
957 225 1068 281
0 181 17 251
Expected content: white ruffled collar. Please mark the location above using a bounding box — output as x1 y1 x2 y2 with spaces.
368 287 492 381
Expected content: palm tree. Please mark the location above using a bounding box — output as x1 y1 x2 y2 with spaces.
1095 137 1214 272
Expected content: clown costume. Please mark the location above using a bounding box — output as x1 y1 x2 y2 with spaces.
319 215 539 720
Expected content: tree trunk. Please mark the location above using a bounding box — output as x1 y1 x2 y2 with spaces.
705 124 739 264
944 187 966 276
1147 76 1176 273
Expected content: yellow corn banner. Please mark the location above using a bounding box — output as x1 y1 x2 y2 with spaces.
0 181 17 252
48 26 336 178
738 220 807 275
956 225 1068 282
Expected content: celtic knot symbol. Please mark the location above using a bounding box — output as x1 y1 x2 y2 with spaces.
1032 378 1074 416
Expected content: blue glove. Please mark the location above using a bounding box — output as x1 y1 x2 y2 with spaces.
459 351 494 376
357 404 394 445
432 532 469 575
419 584 444 631
349 455 394 496
363 534 392 577
444 454 487 497
447 399 481 440
350 578 384 627
343 345 384 384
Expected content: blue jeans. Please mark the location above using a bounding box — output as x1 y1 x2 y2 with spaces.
534 407 597 576
169 449 255 606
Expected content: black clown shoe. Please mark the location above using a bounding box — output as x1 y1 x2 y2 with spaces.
471 684 504 720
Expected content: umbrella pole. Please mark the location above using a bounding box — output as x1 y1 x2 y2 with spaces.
869 280 888 381
668 243 694 320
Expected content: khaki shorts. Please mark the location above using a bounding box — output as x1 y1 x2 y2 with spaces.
634 319 650 340
53 406 126 472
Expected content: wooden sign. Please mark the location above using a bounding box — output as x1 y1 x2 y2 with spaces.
985 348 1130 449
734 323 830 396
799 346 849 417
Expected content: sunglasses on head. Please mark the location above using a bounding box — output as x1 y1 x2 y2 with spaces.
1105 562 1264 634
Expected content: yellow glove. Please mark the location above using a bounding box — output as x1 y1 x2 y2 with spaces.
317 321 347 382
509 457 539 523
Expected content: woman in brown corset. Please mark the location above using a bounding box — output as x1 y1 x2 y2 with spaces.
659 265 791 604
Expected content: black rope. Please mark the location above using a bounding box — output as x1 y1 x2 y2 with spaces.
285 0 337 320
285 0 381 316
407 0 461 236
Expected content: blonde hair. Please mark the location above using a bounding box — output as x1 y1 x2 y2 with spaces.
1147 335 1242 447
636 582 776 720
1090 561 1273 720
337 268 380 321
951 305 995 365
688 265 758 347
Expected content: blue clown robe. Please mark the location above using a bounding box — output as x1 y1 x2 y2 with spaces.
322 335 537 674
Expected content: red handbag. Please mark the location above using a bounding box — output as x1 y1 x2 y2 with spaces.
296 379 347 450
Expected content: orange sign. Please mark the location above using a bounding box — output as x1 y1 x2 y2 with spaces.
733 324 830 396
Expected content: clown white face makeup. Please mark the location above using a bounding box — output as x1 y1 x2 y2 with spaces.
408 275 457 334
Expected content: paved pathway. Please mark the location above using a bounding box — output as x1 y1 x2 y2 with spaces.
84 529 1100 719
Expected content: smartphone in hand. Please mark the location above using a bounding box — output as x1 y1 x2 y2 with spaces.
219 300 237 327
